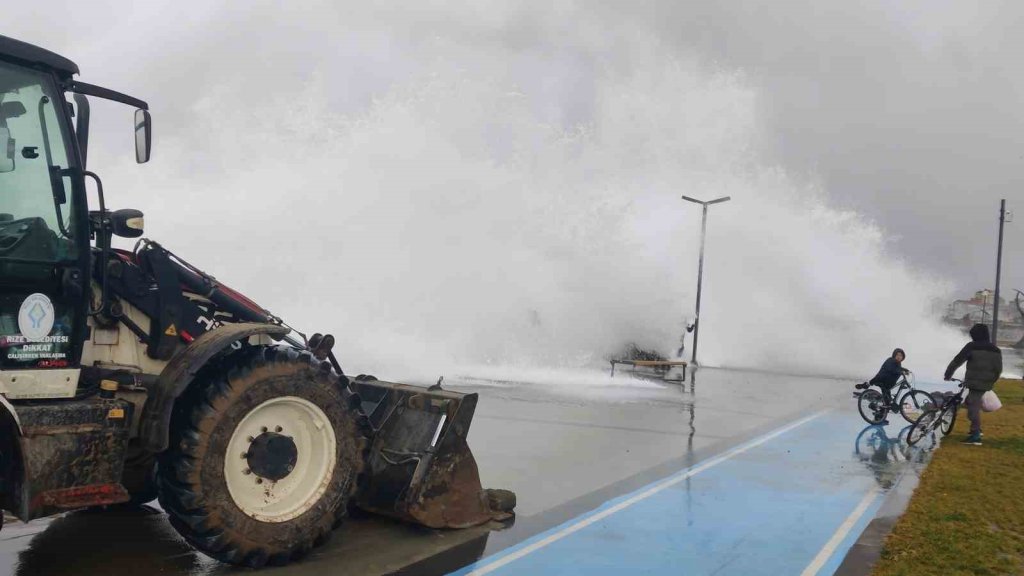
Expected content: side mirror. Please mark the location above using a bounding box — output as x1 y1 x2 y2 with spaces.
0 127 13 173
111 209 145 238
134 109 151 164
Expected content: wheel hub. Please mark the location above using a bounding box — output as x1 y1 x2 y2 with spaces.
246 432 298 481
224 396 338 523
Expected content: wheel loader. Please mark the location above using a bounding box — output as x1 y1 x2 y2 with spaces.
0 34 513 567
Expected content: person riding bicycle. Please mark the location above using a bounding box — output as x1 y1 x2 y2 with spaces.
856 348 908 423
944 323 1002 446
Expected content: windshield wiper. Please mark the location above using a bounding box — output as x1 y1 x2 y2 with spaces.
37 95 72 239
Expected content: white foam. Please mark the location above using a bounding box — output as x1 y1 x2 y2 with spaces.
78 5 965 384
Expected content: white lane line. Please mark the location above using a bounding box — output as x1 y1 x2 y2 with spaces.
465 409 831 576
800 486 884 576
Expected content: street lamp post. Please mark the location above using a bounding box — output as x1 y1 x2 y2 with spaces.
992 199 1008 344
681 195 731 368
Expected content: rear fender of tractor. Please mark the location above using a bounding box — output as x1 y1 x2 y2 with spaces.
139 322 290 454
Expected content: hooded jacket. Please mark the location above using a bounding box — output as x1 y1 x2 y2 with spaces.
944 324 1003 391
869 349 905 387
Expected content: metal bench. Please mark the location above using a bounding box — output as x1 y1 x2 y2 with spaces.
609 359 687 381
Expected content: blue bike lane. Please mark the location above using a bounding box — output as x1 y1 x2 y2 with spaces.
453 410 914 576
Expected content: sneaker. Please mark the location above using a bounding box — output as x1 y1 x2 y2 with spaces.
961 433 982 446
854 382 869 390
880 419 890 426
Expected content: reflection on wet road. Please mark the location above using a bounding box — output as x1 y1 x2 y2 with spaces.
0 368 937 575
854 422 933 489
0 506 220 576
0 505 499 576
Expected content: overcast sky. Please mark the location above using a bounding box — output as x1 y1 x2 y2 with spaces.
633 0 1023 297
4 2 1021 376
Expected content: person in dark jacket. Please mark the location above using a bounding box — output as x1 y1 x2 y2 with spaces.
855 348 908 424
870 348 907 389
945 323 1002 445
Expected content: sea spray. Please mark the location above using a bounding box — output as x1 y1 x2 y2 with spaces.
69 5 962 382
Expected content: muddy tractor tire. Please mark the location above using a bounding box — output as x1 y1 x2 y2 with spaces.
157 347 368 567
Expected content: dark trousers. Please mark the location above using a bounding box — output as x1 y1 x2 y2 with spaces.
965 389 985 435
879 383 894 405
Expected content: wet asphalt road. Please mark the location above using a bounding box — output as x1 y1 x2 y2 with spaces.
0 367 924 575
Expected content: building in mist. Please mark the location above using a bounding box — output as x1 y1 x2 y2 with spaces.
943 290 1024 347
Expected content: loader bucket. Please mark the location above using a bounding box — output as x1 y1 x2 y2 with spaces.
350 378 514 529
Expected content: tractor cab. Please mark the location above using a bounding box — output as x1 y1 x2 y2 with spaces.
0 35 150 396
0 56 87 378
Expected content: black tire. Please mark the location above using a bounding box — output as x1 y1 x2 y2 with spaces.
157 347 368 567
857 389 888 425
898 390 936 424
939 404 958 436
906 410 937 447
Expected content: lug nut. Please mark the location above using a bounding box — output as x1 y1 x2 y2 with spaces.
247 436 255 443
243 468 251 475
275 426 283 432
241 452 249 459
261 426 268 433
256 478 263 484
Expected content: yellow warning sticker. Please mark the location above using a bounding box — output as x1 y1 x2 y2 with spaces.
108 408 125 419
165 324 178 337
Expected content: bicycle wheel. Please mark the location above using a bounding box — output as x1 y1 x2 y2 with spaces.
898 425 933 459
857 389 888 425
939 403 958 436
899 390 936 423
907 410 937 447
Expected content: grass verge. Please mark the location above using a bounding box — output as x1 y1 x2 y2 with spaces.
873 379 1024 576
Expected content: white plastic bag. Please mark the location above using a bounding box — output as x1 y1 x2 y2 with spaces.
981 390 1002 413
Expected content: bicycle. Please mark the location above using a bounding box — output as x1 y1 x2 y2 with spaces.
856 370 935 425
907 379 966 446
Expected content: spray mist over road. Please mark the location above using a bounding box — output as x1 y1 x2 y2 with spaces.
19 2 964 382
